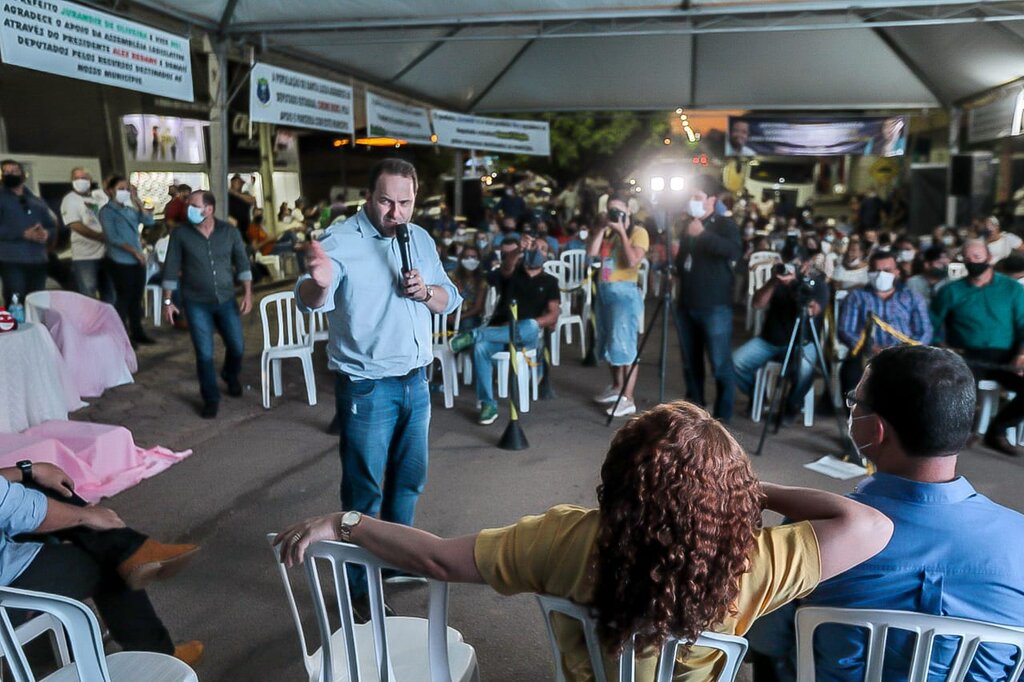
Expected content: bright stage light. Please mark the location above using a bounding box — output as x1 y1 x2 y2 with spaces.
650 176 665 192
669 176 685 192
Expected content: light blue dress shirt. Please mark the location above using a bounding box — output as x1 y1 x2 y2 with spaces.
0 477 47 585
296 210 461 380
750 473 1024 681
99 203 154 265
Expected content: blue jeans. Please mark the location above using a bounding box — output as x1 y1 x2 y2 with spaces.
72 259 115 305
335 368 430 525
675 305 735 420
472 320 541 407
183 299 245 404
733 338 817 411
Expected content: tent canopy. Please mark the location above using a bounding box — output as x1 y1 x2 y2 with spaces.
134 0 1024 111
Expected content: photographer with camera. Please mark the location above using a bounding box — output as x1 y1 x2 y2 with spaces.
733 238 830 423
587 197 649 417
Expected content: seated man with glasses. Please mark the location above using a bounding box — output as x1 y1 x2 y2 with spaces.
747 345 1024 681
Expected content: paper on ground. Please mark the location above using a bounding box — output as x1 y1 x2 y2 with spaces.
804 455 868 480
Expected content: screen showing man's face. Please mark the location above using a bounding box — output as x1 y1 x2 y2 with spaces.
729 121 750 151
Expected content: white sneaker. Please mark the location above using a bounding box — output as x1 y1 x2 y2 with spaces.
593 386 621 404
606 398 637 417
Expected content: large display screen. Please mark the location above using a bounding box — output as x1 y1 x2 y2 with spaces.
725 116 908 157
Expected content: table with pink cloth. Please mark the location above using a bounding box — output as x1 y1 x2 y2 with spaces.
0 421 192 503
27 290 137 399
0 323 85 433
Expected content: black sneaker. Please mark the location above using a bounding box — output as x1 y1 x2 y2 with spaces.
200 402 219 419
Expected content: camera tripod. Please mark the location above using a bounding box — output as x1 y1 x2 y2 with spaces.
753 291 860 461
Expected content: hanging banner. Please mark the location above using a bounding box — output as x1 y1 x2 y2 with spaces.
725 116 908 157
366 93 432 145
968 88 1024 143
249 62 353 134
0 0 193 101
432 110 550 156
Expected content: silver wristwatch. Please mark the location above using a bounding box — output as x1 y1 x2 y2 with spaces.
338 510 363 542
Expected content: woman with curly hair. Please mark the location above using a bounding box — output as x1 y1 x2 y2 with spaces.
277 401 892 680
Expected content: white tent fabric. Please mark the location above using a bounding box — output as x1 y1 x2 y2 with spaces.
134 0 1024 111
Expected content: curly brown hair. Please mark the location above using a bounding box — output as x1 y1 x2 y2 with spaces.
591 400 764 655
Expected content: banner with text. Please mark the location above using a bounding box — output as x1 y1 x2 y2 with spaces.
432 110 550 156
249 62 353 135
0 0 193 101
366 93 432 145
725 116 908 157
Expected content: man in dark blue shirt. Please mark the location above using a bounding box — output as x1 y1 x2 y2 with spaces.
748 345 1024 681
0 159 56 307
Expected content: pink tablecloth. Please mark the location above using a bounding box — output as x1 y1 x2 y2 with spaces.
0 421 192 502
28 291 137 399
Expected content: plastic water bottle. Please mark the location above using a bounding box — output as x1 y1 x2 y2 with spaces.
9 295 24 325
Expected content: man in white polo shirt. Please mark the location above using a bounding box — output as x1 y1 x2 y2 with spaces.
60 167 114 303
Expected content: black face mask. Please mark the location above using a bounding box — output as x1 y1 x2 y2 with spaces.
965 261 990 279
927 266 948 279
2 174 23 189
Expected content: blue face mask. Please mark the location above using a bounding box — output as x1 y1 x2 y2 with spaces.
187 205 205 225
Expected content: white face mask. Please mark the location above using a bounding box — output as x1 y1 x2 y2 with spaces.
72 179 91 194
688 199 706 218
115 189 132 206
847 413 875 460
820 241 832 254
898 250 915 263
868 270 896 292
579 230 589 240
461 258 480 271
442 237 454 247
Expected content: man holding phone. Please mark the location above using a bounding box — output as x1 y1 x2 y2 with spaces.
732 238 830 422
587 195 649 417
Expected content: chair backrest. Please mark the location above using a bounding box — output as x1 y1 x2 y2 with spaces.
482 285 499 325
267 533 456 682
536 595 748 682
749 251 781 269
751 263 775 292
560 249 589 290
260 291 308 351
543 261 575 311
948 262 967 281
0 586 110 682
307 309 329 346
432 302 462 350
23 291 50 324
543 260 564 279
637 259 650 299
795 606 1024 682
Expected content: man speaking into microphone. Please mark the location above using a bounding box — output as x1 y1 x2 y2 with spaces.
295 159 461 575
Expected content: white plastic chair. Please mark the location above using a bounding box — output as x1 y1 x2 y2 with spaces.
947 262 967 281
748 250 781 270
830 289 851 406
636 258 650 328
0 586 197 682
559 249 589 291
751 361 815 427
143 284 162 327
260 291 317 409
266 534 479 682
536 595 748 682
481 286 499 326
795 606 1024 682
545 260 586 366
749 263 775 336
492 348 540 414
256 253 283 280
430 304 462 409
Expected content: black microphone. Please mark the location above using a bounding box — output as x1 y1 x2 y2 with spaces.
395 223 412 274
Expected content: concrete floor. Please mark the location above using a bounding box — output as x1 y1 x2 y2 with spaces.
77 288 1024 681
